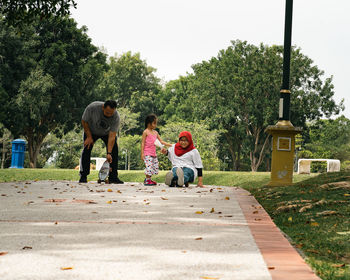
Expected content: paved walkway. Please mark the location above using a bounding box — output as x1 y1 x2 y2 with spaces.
0 181 320 280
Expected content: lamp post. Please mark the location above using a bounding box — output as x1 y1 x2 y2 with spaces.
279 0 293 126
265 0 302 186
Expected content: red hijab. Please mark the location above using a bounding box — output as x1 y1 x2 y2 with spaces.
174 131 196 157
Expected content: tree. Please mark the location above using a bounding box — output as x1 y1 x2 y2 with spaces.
157 76 195 123
1 0 77 26
190 40 343 171
0 123 12 168
96 52 161 132
301 116 350 165
0 16 107 167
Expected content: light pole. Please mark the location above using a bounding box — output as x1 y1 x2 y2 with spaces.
265 0 302 186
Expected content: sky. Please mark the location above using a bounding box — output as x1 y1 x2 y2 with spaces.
71 0 350 119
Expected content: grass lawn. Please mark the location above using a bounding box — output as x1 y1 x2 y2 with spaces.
0 168 349 279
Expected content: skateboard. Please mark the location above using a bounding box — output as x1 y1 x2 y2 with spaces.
98 160 110 184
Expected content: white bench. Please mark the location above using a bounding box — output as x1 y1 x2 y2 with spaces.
297 159 340 174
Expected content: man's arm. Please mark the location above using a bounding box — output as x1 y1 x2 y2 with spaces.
107 131 117 163
82 120 94 149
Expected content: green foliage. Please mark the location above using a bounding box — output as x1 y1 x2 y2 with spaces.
300 116 350 172
190 40 342 171
157 77 195 123
97 52 161 132
0 16 107 167
159 121 222 171
0 123 13 168
119 135 143 170
249 171 350 280
1 0 77 26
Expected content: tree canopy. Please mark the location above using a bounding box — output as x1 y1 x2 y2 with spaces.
0 0 77 26
0 16 107 167
190 40 343 171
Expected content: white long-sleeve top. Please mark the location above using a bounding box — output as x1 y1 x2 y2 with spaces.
167 144 203 179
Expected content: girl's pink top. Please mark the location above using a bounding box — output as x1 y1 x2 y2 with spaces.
144 133 157 157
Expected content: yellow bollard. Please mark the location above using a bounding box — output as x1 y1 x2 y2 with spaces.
265 120 301 186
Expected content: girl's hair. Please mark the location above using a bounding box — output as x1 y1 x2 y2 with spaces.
145 114 157 128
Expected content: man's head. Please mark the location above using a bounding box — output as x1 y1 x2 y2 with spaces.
102 100 117 118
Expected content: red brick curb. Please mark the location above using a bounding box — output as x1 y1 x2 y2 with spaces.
234 187 320 280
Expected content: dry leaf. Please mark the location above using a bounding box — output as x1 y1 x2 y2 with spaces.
268 267 275 270
253 210 259 214
195 237 203 240
332 263 346 268
337 231 350 235
0 252 8 256
344 194 350 196
210 208 215 213
107 189 113 192
22 246 32 250
60 267 73 270
200 277 219 279
195 211 204 214
107 201 112 204
161 197 168 200
288 217 293 222
225 197 230 200
311 222 319 227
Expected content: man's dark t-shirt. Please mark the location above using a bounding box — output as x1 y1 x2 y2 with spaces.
82 101 120 136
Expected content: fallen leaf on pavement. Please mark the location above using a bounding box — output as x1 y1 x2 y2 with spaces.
225 197 230 200
107 189 113 192
253 211 259 214
200 276 219 279
210 208 215 213
268 267 275 270
161 197 168 200
22 246 32 250
195 211 204 214
60 267 73 270
195 237 203 240
107 201 112 204
0 252 8 256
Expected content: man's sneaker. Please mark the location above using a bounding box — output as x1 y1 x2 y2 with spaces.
165 171 174 186
108 177 124 184
79 176 87 183
176 168 184 186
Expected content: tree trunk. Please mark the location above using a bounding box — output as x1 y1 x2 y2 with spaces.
225 132 241 171
26 130 47 168
249 127 271 172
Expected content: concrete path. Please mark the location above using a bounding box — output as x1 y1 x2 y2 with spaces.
0 181 319 280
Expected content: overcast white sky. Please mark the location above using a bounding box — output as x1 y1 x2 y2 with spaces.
71 0 350 118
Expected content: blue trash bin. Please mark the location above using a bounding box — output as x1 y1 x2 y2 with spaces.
10 139 26 168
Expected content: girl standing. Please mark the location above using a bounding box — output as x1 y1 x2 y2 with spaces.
141 114 172 185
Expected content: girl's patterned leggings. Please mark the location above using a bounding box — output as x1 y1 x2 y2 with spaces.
144 155 159 176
